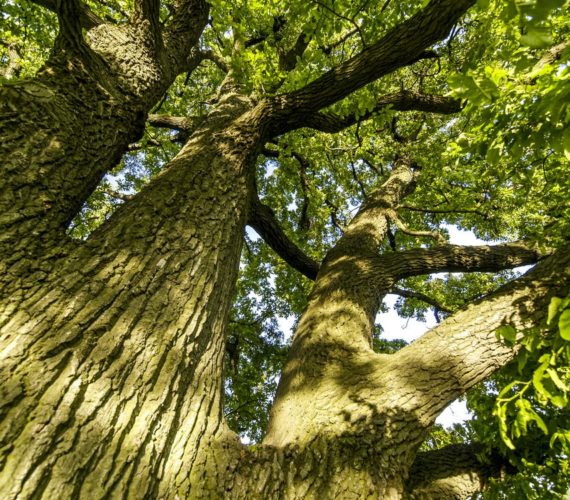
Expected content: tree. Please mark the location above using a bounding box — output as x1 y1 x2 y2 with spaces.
1 0 569 497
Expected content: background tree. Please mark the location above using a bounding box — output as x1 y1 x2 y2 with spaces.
1 0 569 498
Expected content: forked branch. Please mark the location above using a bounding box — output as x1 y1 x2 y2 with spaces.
387 243 570 423
270 0 475 133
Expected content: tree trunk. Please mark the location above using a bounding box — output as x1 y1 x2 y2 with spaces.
2 72 569 500
0 4 208 278
0 93 258 498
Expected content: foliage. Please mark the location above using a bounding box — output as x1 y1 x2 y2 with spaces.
3 0 569 493
460 294 570 498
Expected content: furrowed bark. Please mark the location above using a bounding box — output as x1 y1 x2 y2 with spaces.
0 93 259 499
374 242 545 285
163 0 211 72
0 0 208 277
262 151 562 496
147 113 196 131
259 245 566 497
267 0 475 134
132 0 161 33
2 0 563 495
264 161 418 456
407 443 504 499
388 243 570 424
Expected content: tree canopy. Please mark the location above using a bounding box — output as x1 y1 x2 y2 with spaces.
1 0 570 497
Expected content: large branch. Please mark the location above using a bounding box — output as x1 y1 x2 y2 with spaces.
302 91 461 133
249 198 320 280
147 114 194 131
389 243 570 424
53 0 91 49
408 443 504 499
377 241 545 283
269 0 474 133
163 0 210 75
132 0 161 34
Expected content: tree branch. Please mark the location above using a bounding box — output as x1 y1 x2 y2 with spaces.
248 198 320 280
398 204 488 219
132 0 161 33
163 0 210 75
147 114 194 131
388 243 570 424
528 38 570 81
127 138 161 150
328 157 417 259
408 443 505 498
302 91 461 133
200 49 229 73
279 31 311 72
319 27 359 55
312 0 366 47
53 0 91 49
378 241 546 282
0 41 23 80
103 189 134 201
387 208 446 245
269 0 475 134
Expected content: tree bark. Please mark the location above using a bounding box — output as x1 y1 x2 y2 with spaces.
0 93 259 498
2 1 568 497
0 1 208 275
407 443 505 499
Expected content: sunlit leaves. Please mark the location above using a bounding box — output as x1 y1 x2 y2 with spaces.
467 295 570 496
0 0 56 79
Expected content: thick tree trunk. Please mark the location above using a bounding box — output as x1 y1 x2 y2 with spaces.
2 76 568 496
0 5 207 280
0 93 258 498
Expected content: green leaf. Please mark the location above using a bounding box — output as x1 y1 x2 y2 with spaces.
559 309 570 340
546 368 568 392
548 296 563 324
551 394 568 408
527 407 549 434
520 28 553 49
533 359 553 401
517 349 528 374
497 324 517 343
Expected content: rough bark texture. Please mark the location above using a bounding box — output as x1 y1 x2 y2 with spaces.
2 0 568 497
0 0 208 271
0 93 259 498
407 444 504 499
